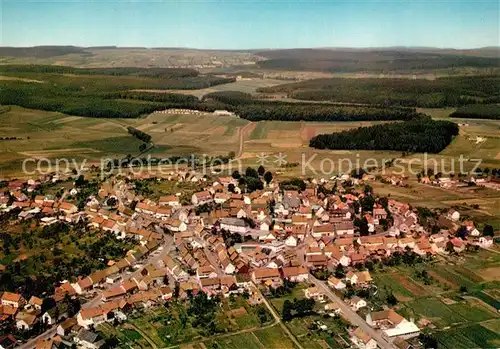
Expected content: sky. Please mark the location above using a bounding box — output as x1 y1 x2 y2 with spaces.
1 0 499 49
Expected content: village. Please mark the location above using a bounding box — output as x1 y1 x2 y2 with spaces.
0 165 497 349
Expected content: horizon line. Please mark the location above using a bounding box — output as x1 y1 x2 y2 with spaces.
1 45 499 51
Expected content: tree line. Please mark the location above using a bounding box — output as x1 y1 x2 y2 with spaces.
449 104 500 120
127 126 152 143
309 117 459 153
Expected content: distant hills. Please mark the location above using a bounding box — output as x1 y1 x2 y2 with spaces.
0 46 498 72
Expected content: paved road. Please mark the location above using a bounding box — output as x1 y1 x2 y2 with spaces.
309 274 396 349
18 236 175 349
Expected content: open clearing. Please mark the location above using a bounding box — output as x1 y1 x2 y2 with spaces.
135 78 285 98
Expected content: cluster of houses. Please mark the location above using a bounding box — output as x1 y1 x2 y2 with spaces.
0 169 496 347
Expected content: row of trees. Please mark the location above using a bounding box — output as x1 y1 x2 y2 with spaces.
310 117 459 153
127 126 152 143
450 104 500 120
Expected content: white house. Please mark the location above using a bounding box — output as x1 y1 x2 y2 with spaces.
77 307 106 329
191 191 213 206
282 266 309 283
220 218 248 234
328 277 346 290
304 287 324 302
447 209 460 221
367 309 420 339
15 312 37 330
285 235 298 247
350 297 367 311
478 236 494 248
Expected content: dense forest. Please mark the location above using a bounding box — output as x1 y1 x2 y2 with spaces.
0 65 236 118
255 49 500 73
258 76 500 108
449 104 500 120
309 117 459 153
203 91 420 122
0 64 200 78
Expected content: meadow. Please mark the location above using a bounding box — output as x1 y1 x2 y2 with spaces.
371 253 499 349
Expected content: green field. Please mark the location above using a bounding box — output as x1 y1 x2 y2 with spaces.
404 297 468 327
97 296 273 348
436 323 500 349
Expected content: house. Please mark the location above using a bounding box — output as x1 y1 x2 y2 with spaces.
57 317 77 337
448 238 466 253
328 276 346 290
307 254 328 268
345 271 358 285
304 287 324 301
35 338 57 349
220 218 248 234
197 265 218 280
41 308 59 325
77 307 106 329
325 246 351 266
1 292 25 308
282 266 309 283
478 236 494 248
59 202 78 214
324 302 341 316
251 268 281 285
191 191 213 206
221 258 236 274
366 309 420 339
336 221 355 236
464 221 481 236
159 195 180 207
74 329 105 349
285 235 298 247
349 297 367 311
16 312 37 330
214 193 229 204
200 278 220 292
447 209 460 221
373 208 387 222
355 271 373 285
160 286 173 301
350 327 377 349
27 296 43 311
101 286 127 302
312 224 335 238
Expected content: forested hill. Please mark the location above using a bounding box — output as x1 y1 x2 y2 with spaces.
309 118 459 153
255 49 500 73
